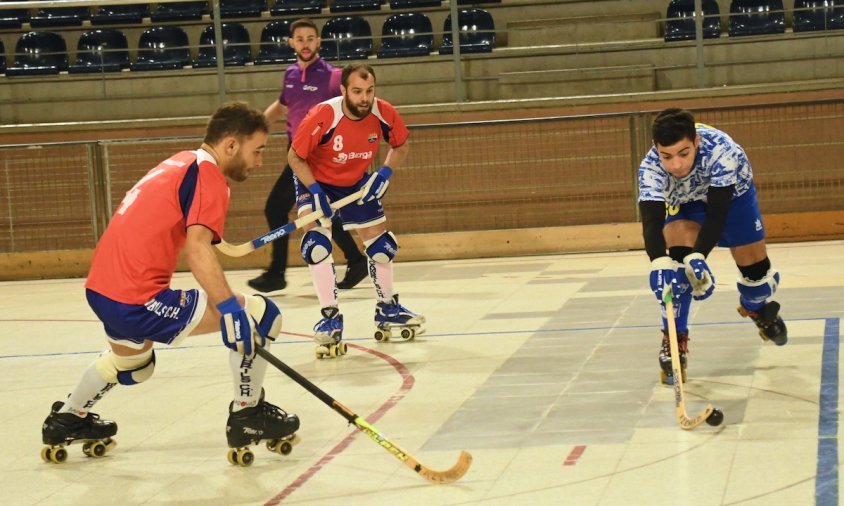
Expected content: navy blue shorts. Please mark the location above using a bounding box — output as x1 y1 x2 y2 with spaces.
293 174 386 230
664 184 765 248
86 288 206 349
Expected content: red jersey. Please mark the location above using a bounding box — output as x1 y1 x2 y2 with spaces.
85 150 230 304
292 96 409 186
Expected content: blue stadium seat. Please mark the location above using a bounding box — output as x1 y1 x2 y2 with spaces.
439 8 495 54
193 22 252 67
270 0 326 16
30 6 90 27
214 0 266 18
456 0 500 4
793 0 844 32
0 39 5 74
320 16 372 61
389 0 441 8
377 12 433 58
91 4 150 25
664 0 721 41
130 26 191 71
69 29 130 74
150 1 207 21
330 0 381 13
0 7 30 29
256 20 297 65
728 0 785 36
6 31 68 76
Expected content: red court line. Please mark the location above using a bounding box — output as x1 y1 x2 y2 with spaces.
564 445 586 466
265 342 415 505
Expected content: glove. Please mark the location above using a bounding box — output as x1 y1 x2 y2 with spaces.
649 256 682 303
359 166 393 204
308 183 333 220
683 252 715 301
218 296 263 358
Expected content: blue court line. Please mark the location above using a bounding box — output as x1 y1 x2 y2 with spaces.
816 318 840 506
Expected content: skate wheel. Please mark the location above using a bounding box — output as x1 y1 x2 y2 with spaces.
329 344 338 358
40 446 52 463
51 447 68 464
374 329 390 342
83 441 107 458
278 440 293 455
238 448 254 466
226 448 238 465
400 328 414 341
337 341 348 355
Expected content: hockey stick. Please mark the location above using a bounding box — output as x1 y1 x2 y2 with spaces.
216 190 363 257
255 346 473 484
663 286 720 430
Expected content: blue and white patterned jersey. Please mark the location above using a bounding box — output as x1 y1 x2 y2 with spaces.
638 124 753 206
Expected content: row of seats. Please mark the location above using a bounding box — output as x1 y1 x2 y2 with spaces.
665 0 844 41
0 10 495 75
0 0 500 28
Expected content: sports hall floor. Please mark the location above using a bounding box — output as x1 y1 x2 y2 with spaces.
1 240 841 505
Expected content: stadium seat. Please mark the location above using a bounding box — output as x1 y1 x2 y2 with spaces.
389 0 441 8
320 16 372 61
377 12 433 58
793 0 844 32
130 26 191 71
0 7 30 29
664 0 721 41
214 0 266 18
0 39 5 74
150 1 206 21
256 20 297 64
270 0 326 16
456 0 500 4
69 29 130 74
330 0 381 13
193 22 252 67
439 8 495 54
30 6 90 27
728 0 785 36
6 31 68 76
91 4 150 25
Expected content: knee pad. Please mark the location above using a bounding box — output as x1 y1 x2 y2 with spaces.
364 231 398 263
96 349 156 386
737 268 780 307
246 294 282 341
301 227 333 265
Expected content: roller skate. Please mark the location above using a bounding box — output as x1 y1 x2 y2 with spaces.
226 394 300 467
41 401 117 464
373 294 426 342
738 300 788 346
659 329 689 385
313 306 347 359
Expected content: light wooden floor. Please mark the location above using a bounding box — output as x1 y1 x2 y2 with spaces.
2 240 842 505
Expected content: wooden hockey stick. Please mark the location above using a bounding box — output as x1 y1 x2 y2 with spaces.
663 286 716 430
255 346 473 484
216 190 363 257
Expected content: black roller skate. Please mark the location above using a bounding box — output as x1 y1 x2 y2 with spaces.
659 330 689 385
226 395 300 466
373 294 426 342
313 306 347 359
41 401 117 464
738 300 788 346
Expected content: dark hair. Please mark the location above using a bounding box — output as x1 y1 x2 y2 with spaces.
341 63 376 87
652 108 697 147
204 102 269 145
290 18 318 37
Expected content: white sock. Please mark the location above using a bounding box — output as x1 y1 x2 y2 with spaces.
309 261 338 308
59 357 115 417
230 340 270 412
369 259 394 302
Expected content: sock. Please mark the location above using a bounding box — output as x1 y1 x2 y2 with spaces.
369 259 394 302
230 340 270 412
59 357 116 417
309 262 338 308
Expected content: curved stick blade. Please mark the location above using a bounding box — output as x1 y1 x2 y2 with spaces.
412 450 473 484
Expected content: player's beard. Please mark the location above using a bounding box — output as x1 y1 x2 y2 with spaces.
226 154 249 182
296 47 317 63
344 94 372 119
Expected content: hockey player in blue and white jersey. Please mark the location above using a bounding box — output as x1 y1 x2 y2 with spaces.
638 108 787 385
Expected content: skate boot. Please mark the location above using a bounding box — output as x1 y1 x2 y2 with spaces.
373 294 426 342
659 330 689 386
226 395 300 466
41 401 117 463
313 306 347 359
738 301 788 346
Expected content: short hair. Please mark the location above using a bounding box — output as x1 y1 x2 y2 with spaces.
290 18 318 37
204 102 269 145
341 63 376 87
652 108 697 147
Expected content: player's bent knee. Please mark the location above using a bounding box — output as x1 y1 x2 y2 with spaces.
736 268 780 305
365 231 398 263
96 349 156 385
301 227 333 265
246 294 282 341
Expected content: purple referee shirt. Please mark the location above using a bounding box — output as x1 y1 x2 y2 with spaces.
279 57 342 142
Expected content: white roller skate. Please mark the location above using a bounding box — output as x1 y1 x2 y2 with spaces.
41 401 117 464
373 294 426 342
225 391 300 467
314 306 348 359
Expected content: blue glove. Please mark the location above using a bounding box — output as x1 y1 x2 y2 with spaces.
218 296 263 358
308 182 333 220
649 256 683 302
683 252 715 301
359 166 393 204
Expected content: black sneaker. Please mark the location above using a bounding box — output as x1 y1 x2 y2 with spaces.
247 272 287 293
337 258 368 289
